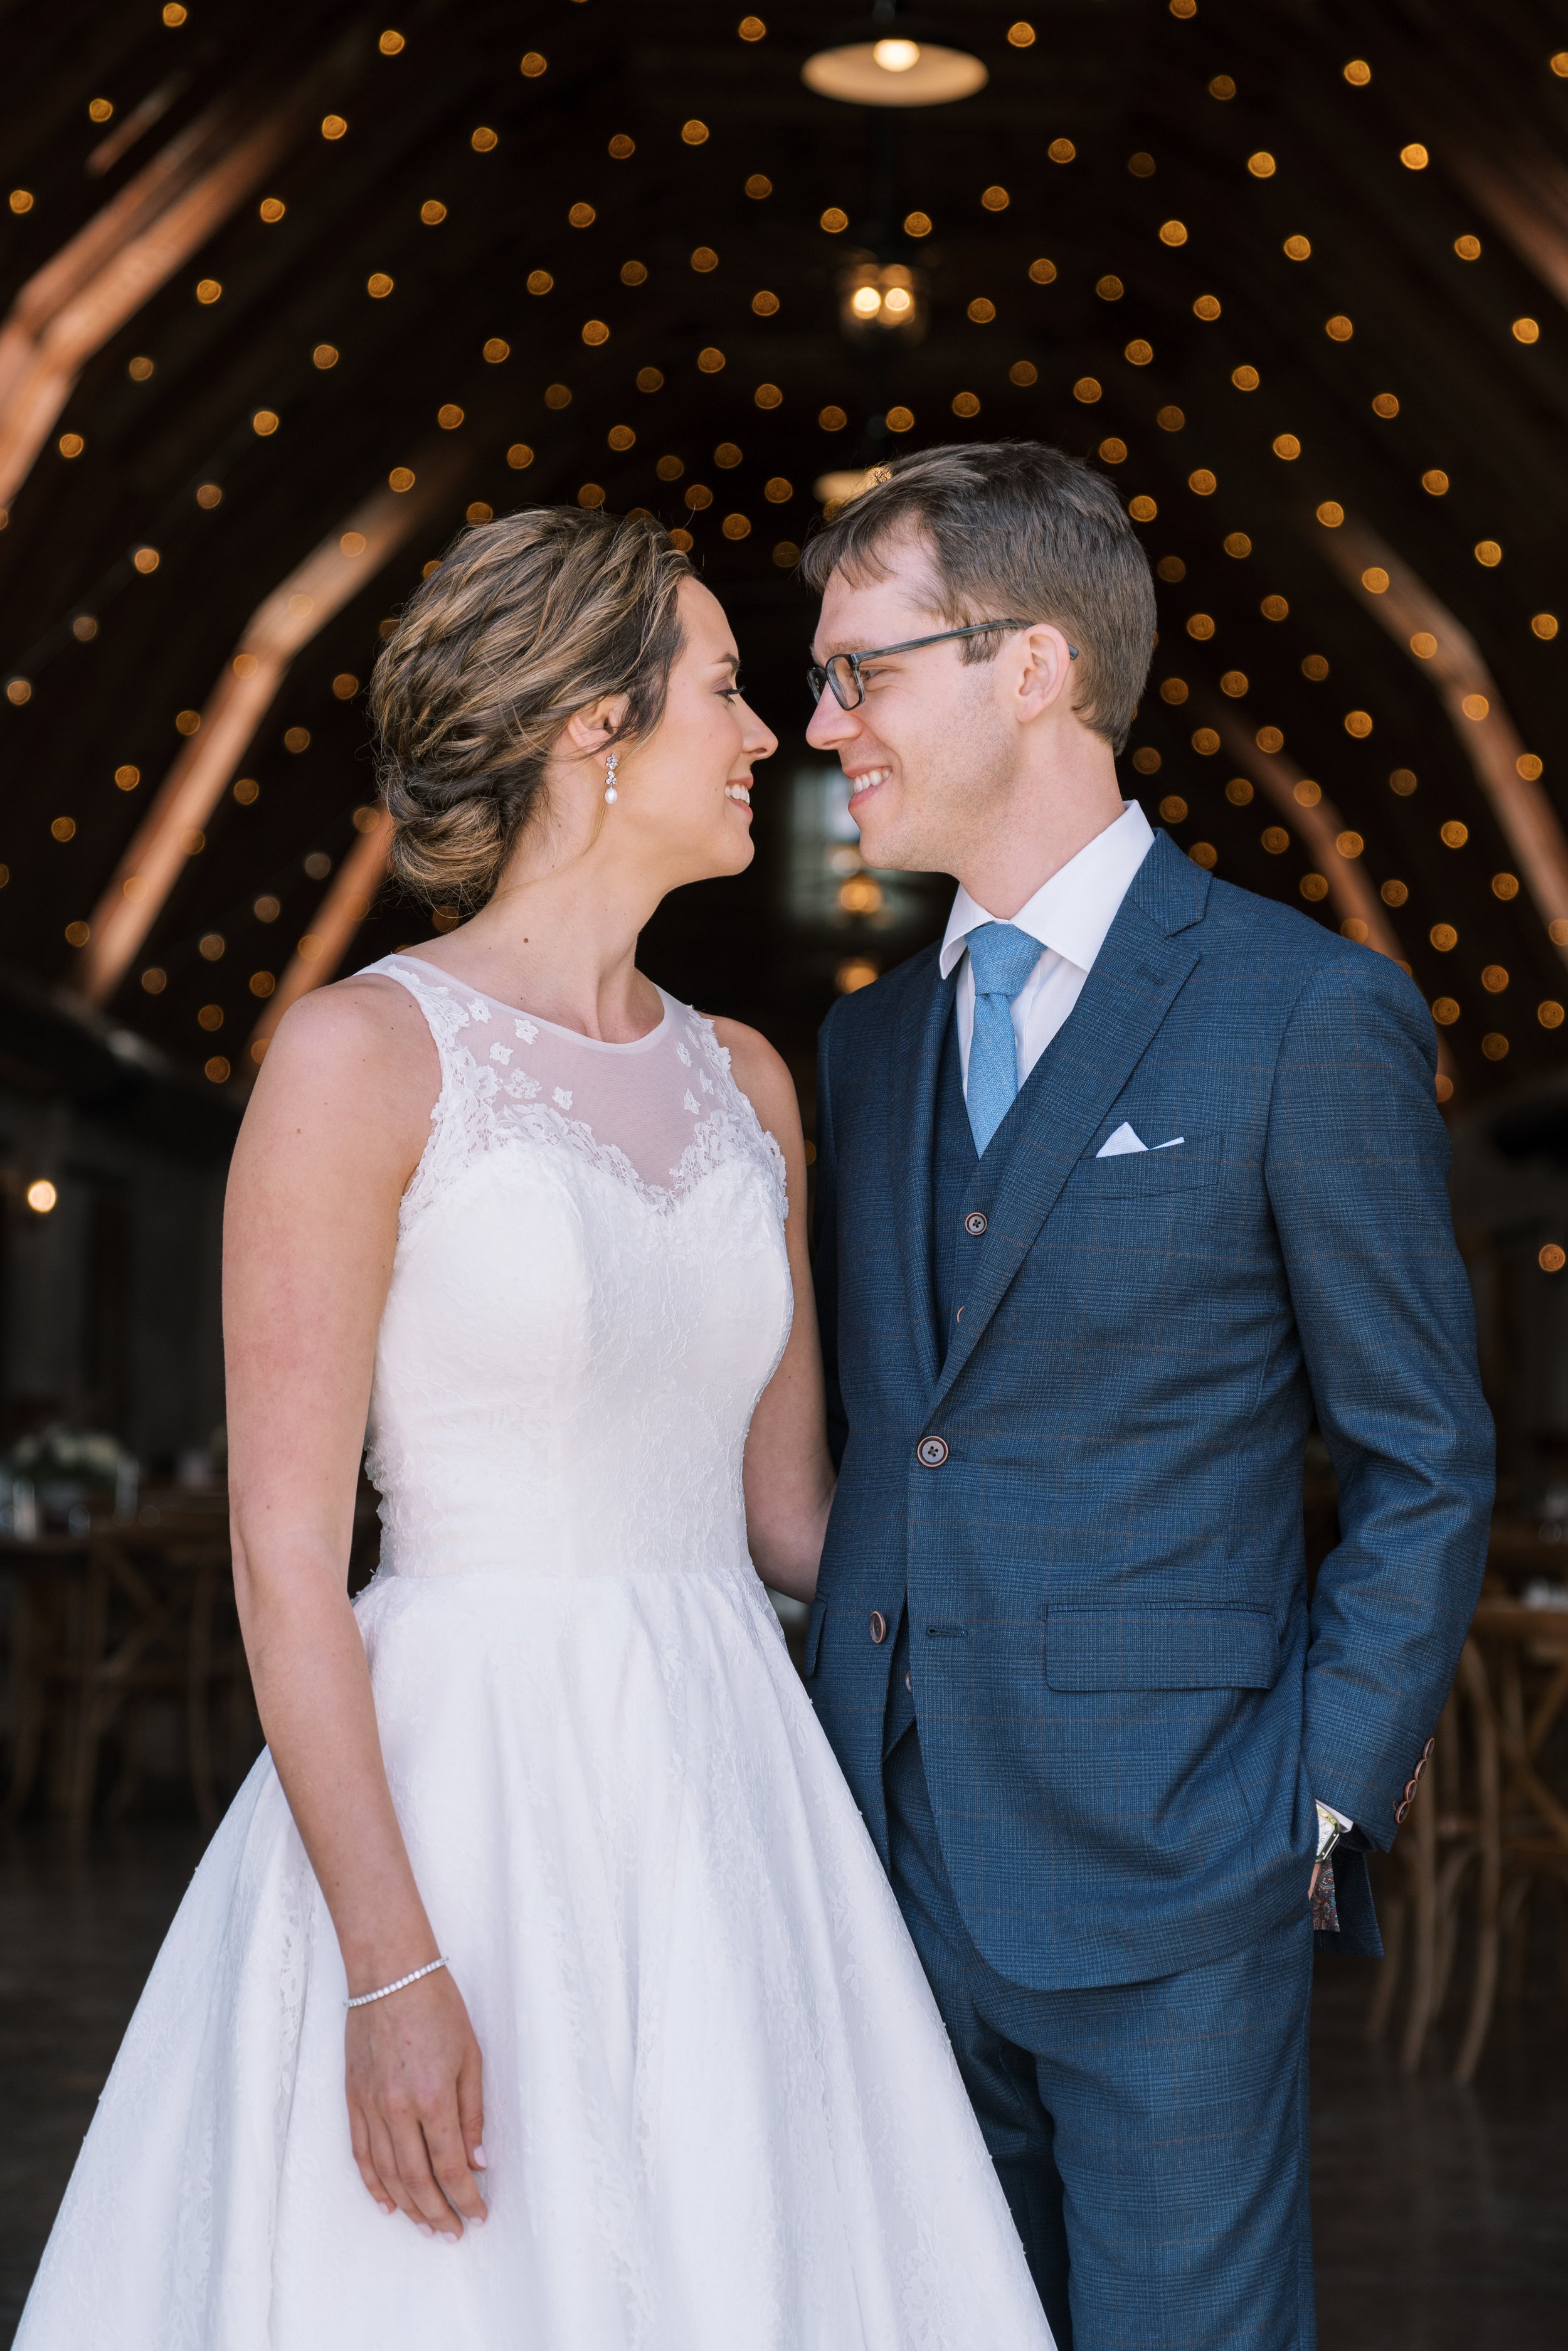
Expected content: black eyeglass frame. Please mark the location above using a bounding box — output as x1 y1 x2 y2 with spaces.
807 621 1079 711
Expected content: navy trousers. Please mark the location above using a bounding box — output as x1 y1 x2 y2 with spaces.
884 1726 1317 2351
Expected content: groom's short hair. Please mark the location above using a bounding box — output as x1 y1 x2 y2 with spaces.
799 441 1156 752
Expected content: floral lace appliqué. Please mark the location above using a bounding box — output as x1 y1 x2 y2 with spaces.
370 958 788 1233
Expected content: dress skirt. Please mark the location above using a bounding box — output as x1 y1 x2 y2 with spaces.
15 1563 1053 2351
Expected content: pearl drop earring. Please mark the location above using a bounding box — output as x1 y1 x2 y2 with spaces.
603 751 618 804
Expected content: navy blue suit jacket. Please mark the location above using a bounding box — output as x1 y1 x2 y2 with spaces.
808 833 1493 1990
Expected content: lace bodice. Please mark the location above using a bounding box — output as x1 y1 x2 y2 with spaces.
373 953 788 1228
359 955 793 1581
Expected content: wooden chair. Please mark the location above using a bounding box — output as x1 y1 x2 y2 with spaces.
1367 1638 1502 2079
6 1497 379 1832
3 1536 93 1820
65 1527 255 1834
1470 1598 1568 2040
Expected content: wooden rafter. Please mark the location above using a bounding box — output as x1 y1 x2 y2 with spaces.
0 107 290 513
1204 701 1409 962
1203 698 1457 1089
1316 518 1568 971
244 810 394 1074
75 459 456 1006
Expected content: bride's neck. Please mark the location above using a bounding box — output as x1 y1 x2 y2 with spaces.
408 837 667 1044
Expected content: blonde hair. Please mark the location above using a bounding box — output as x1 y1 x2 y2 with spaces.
369 506 693 905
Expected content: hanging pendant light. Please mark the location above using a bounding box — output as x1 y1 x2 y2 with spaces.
838 257 927 342
802 33 987 107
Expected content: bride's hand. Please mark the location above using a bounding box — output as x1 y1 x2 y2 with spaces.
345 1969 488 2237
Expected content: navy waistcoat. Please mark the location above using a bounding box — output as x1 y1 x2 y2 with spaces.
886 1010 1008 1753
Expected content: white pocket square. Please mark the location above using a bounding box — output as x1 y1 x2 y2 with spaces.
1096 1123 1185 1159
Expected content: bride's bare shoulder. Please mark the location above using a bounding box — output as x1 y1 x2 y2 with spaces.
707 1017 802 1149
245 969 439 1140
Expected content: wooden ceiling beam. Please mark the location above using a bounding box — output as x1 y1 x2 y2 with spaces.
0 104 292 514
1201 695 1457 1093
1450 142 1568 314
244 809 395 1078
73 455 459 1007
1318 516 1568 973
1203 701 1409 962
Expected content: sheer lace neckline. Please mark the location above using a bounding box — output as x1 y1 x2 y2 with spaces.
384 954 672 1056
366 951 788 1228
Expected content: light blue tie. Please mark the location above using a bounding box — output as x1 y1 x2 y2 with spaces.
964 922 1044 1155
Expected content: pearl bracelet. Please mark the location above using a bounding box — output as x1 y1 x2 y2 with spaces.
346 1956 452 2009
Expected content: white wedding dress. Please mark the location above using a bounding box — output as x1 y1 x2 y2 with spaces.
16 955 1052 2351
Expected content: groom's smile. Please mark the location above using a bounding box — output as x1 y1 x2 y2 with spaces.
842 763 893 816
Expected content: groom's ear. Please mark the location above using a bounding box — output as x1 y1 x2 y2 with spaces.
1013 625 1078 723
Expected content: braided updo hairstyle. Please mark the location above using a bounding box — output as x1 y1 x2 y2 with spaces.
369 506 694 906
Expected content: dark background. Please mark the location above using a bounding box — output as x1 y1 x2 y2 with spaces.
6 1 1568 1093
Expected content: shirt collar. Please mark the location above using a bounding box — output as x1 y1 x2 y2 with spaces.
939 801 1156 980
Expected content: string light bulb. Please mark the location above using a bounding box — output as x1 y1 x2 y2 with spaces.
838 258 926 342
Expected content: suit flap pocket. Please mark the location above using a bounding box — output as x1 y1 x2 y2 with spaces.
1045 1604 1279 1690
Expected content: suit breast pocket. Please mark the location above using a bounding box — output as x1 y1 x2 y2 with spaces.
1079 1130 1219 1198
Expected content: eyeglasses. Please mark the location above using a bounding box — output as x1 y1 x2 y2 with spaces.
807 621 1077 712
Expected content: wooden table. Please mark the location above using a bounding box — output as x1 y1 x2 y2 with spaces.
3 1490 383 1832
1 1517 248 1834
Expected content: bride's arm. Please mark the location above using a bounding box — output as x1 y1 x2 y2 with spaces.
224 975 488 2242
717 1022 835 1603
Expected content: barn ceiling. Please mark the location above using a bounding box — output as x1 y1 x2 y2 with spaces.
3 0 1568 1113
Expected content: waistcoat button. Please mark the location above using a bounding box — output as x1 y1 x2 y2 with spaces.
916 1435 950 1468
963 1211 988 1236
869 1610 888 1644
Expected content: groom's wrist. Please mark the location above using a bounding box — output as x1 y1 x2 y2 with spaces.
1314 1800 1353 1861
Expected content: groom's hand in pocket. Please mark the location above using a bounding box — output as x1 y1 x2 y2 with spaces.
346 1970 489 2238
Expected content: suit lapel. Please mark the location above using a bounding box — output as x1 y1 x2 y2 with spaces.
929 839 1207 1411
889 953 954 1397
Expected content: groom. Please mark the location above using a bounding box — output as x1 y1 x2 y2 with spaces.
800 442 1492 2348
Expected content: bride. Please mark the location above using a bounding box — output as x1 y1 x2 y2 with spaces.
16 507 1052 2349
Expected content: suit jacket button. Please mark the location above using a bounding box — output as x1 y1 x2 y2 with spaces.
963 1211 988 1236
916 1435 950 1468
1394 1798 1411 1824
1423 1737 1436 1761
869 1610 887 1644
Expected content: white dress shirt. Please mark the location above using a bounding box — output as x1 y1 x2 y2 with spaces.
940 800 1155 1096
